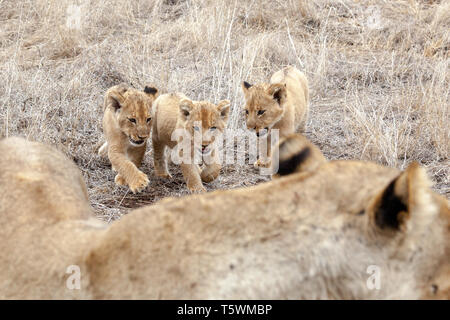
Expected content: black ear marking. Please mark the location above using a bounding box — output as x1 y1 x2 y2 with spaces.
243 81 252 89
277 147 311 176
431 284 438 295
144 86 158 95
374 177 407 230
111 98 122 112
180 105 190 117
273 88 283 103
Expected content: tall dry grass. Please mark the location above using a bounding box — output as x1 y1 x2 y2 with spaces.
0 0 448 220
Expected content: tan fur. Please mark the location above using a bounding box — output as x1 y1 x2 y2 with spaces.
152 93 230 193
242 66 309 168
0 137 448 299
99 84 158 193
272 133 327 177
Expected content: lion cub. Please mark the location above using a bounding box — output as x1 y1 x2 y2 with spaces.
152 93 230 193
241 66 309 168
98 83 158 193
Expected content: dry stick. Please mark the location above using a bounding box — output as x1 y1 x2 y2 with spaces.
113 189 130 222
285 18 304 70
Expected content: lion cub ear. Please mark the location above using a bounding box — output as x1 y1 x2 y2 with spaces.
268 83 287 105
242 81 252 90
105 83 129 112
272 134 326 178
217 100 230 121
241 81 252 97
368 162 439 235
179 99 194 120
143 85 158 98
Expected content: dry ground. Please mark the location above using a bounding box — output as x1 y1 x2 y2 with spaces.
0 0 448 221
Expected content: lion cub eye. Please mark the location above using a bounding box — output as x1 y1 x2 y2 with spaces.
146 117 152 123
193 126 200 131
128 118 136 124
244 110 249 116
210 126 217 131
257 110 266 116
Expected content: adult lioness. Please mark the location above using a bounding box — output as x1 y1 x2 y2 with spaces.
242 66 309 168
152 93 230 193
0 136 448 299
98 83 158 193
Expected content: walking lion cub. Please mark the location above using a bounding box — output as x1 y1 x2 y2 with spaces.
241 66 309 168
0 136 448 299
152 93 230 193
98 83 158 193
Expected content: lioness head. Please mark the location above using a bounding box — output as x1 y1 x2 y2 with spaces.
270 134 450 299
105 84 159 146
241 81 287 137
178 99 230 155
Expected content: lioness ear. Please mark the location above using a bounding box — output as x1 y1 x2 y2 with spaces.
105 83 128 112
368 162 439 234
217 100 230 121
179 99 194 119
268 83 287 105
144 85 158 98
272 134 326 178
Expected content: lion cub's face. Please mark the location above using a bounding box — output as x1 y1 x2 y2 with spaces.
241 81 287 136
178 99 230 155
109 85 158 146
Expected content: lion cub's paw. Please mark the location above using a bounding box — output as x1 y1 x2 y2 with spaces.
128 171 149 193
254 159 271 169
155 170 172 179
188 184 207 193
98 142 108 158
114 174 127 186
201 167 220 183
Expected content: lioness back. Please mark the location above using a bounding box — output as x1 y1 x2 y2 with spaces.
1 136 448 299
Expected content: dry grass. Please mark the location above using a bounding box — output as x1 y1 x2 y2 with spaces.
0 0 448 221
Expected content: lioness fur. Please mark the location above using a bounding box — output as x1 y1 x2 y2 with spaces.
272 133 327 177
0 136 448 299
